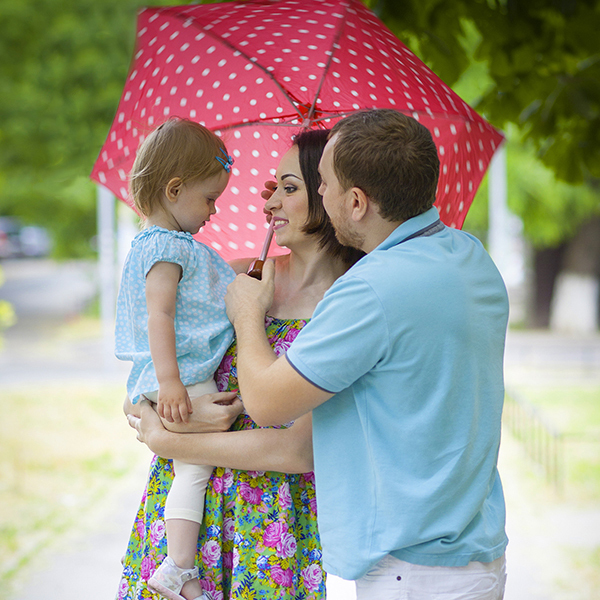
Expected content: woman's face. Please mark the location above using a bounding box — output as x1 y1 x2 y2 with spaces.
264 145 310 249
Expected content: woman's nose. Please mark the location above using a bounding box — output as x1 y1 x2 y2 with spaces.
264 189 282 213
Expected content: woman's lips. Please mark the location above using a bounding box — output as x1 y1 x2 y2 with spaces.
272 219 289 231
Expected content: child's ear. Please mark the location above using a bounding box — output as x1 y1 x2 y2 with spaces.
165 177 183 202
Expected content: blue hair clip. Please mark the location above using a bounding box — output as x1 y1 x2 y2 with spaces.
216 147 234 173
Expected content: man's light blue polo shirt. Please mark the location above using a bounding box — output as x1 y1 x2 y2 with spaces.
286 207 509 580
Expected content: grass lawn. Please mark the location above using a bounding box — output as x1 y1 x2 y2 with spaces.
508 384 600 502
503 383 600 600
0 381 147 596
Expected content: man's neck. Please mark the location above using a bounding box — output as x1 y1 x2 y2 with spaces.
361 218 403 254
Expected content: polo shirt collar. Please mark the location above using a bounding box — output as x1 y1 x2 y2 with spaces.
375 207 441 252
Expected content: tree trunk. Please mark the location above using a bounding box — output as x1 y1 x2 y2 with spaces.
549 217 600 333
530 245 565 328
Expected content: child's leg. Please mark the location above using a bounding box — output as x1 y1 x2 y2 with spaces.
163 461 213 599
165 461 214 559
144 379 217 600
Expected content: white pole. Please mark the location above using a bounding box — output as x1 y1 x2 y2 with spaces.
488 142 527 324
97 184 116 370
488 142 507 267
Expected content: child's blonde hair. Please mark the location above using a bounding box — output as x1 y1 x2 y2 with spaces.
130 118 229 217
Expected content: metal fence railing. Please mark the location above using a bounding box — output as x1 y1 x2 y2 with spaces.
503 389 564 490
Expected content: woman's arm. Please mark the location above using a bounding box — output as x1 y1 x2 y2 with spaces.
129 400 314 474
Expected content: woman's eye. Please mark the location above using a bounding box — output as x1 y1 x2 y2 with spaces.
284 186 297 194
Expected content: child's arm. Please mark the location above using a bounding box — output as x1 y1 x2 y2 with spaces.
145 261 193 424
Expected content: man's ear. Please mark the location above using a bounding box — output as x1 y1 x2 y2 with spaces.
349 187 369 222
165 177 183 202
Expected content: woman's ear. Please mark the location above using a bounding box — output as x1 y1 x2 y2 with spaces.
165 177 183 203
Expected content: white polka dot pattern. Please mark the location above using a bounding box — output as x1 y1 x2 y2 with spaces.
91 0 504 261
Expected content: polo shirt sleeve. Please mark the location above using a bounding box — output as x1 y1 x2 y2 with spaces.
286 275 388 393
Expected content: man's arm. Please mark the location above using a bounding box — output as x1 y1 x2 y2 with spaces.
225 260 333 426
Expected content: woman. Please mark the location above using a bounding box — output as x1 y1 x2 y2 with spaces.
119 129 364 600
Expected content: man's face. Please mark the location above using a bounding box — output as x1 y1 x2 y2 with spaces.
318 135 365 250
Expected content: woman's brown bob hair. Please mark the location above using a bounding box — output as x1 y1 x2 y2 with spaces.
294 129 364 265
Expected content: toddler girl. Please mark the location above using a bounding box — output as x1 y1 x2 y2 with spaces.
115 118 235 600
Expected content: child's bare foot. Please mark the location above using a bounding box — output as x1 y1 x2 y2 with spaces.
181 577 203 600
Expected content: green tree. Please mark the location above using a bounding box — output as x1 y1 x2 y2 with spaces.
0 0 182 256
367 0 600 184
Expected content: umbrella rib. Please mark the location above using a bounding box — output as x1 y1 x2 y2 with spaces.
304 0 352 127
162 6 307 122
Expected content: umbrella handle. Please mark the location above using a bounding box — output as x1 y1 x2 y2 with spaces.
246 259 265 280
246 219 275 280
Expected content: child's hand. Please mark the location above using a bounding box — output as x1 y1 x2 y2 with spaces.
157 379 193 423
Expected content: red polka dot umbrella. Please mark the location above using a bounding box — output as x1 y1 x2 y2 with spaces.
91 0 504 261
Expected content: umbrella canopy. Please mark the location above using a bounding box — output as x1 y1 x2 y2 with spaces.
91 0 503 261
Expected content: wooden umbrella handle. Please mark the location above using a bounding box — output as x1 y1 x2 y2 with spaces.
246 219 275 280
246 259 265 280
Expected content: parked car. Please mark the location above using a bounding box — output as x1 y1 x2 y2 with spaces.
0 217 52 258
19 225 52 257
0 217 22 258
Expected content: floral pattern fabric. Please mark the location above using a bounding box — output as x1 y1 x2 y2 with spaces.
117 317 325 600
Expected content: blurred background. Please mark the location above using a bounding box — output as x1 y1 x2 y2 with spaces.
0 1 599 599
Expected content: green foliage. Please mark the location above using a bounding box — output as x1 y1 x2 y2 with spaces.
372 0 600 185
463 127 600 249
0 0 183 257
472 1 600 185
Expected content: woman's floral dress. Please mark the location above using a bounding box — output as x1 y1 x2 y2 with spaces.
117 317 325 600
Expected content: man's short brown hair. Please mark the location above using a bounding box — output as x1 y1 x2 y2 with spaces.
330 109 440 222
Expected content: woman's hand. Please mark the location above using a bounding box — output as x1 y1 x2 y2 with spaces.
162 391 243 433
124 391 243 434
261 180 277 209
127 399 163 447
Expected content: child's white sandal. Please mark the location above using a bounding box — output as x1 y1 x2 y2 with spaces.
147 556 200 600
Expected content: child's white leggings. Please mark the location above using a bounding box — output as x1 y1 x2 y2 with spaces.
145 378 218 525
165 461 214 524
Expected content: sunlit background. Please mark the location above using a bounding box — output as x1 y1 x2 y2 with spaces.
1 1 599 599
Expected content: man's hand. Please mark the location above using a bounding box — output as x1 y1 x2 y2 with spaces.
225 259 275 327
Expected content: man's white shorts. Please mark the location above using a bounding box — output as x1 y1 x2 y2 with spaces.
355 553 506 600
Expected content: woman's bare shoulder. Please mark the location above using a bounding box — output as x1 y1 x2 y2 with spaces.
229 254 289 275
228 257 255 274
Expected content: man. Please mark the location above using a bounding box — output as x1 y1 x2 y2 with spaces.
215 109 509 598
